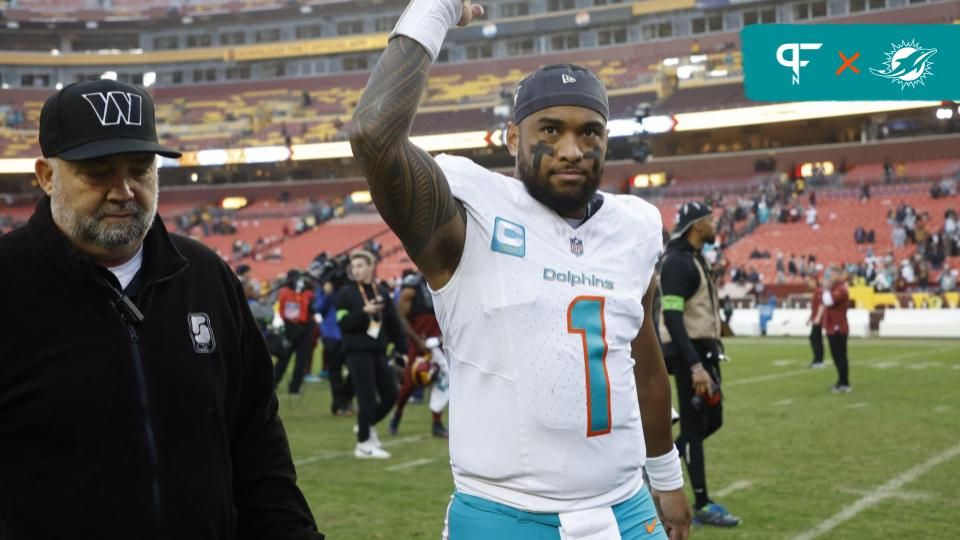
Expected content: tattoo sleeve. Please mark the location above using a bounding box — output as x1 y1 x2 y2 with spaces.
349 36 465 272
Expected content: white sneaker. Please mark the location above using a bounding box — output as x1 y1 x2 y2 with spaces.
354 440 391 459
354 425 381 447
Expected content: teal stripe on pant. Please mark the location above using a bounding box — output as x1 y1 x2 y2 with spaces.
446 486 666 539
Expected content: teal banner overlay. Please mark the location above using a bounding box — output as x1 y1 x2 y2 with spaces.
742 25 960 101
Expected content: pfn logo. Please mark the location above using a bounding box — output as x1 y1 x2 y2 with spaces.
776 43 823 85
82 91 143 126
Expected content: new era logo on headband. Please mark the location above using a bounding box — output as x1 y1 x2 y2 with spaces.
561 74 577 84
82 91 142 127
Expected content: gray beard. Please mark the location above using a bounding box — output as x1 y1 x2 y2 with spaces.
51 186 155 251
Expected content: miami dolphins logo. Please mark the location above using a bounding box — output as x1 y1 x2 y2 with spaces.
870 39 937 90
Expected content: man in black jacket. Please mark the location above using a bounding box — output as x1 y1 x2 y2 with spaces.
659 202 740 528
336 250 405 459
0 80 322 539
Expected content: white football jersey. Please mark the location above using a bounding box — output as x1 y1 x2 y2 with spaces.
431 154 664 513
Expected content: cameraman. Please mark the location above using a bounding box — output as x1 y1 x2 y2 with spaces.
659 202 741 527
336 250 405 459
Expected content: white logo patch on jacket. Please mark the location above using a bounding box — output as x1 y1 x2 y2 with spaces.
188 312 216 353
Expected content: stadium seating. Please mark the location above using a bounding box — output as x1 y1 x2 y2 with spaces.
844 159 960 186
721 185 960 284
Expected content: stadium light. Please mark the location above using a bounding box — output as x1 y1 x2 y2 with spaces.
50 49 60 56
6 22 18 29
85 21 98 29
936 107 953 120
190 172 199 182
482 23 497 38
299 5 312 14
55 82 63 90
101 71 118 81
143 72 156 88
662 57 680 67
640 115 676 134
673 101 940 131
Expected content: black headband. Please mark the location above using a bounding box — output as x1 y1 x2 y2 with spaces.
513 64 609 124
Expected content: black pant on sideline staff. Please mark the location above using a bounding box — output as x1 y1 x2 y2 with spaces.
274 321 314 394
827 333 850 386
347 350 397 442
324 338 354 414
809 324 824 364
670 351 723 510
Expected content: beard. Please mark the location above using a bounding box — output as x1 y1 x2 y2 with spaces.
51 183 156 251
517 147 602 216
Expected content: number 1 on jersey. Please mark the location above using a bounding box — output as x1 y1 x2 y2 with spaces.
567 296 611 437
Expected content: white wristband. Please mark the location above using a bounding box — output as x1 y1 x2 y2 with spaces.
390 0 462 61
645 448 684 492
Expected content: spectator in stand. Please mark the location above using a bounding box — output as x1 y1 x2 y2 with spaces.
941 265 958 292
805 204 818 227
927 233 946 270
915 257 931 291
915 221 929 246
859 184 871 202
854 226 866 245
892 224 907 248
775 252 785 275
883 159 894 184
900 259 916 286
788 254 798 276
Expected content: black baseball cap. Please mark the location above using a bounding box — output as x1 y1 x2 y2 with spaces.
39 79 181 161
513 64 609 124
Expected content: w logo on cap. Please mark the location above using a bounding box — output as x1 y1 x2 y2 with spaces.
81 91 142 127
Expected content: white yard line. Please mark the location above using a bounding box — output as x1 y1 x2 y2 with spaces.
386 458 437 472
727 369 811 386
729 347 956 387
790 442 960 540
713 480 755 498
294 435 425 466
837 487 933 502
845 402 868 409
726 338 960 348
774 399 794 406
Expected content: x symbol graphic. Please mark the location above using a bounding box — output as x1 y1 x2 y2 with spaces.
836 51 860 75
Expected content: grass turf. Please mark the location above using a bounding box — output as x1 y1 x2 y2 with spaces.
276 337 960 539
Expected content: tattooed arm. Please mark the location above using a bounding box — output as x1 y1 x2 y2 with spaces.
349 4 481 289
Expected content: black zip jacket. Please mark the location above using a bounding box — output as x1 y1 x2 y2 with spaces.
335 282 405 354
0 197 323 540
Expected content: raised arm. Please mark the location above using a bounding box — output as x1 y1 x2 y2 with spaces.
349 1 483 289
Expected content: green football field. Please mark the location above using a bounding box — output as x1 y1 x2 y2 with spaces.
276 337 960 539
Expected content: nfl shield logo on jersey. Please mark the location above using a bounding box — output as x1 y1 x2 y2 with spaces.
569 236 584 257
